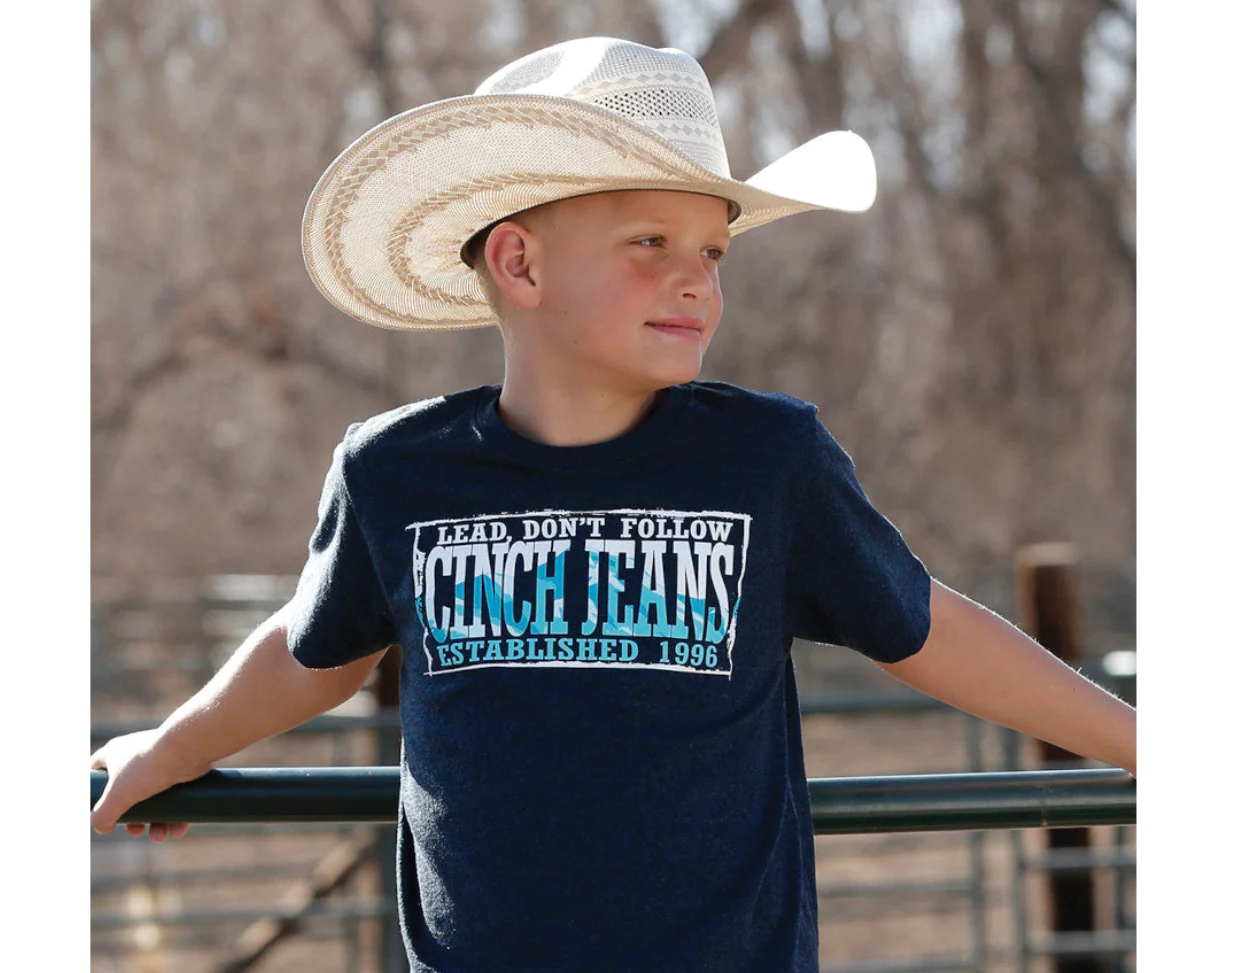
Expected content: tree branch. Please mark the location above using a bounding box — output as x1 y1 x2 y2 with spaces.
996 0 1136 285
320 0 402 115
698 0 786 81
775 0 845 137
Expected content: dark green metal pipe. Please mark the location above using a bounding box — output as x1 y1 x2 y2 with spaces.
91 767 395 824
807 769 1133 833
91 767 1134 833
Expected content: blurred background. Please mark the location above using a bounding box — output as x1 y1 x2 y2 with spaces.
90 0 1136 971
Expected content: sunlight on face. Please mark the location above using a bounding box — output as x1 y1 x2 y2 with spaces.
515 189 732 395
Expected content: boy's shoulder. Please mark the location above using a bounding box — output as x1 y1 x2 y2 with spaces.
686 380 822 432
687 381 853 474
688 380 815 412
337 385 489 461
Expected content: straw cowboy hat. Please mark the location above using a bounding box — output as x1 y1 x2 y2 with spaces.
302 36 877 331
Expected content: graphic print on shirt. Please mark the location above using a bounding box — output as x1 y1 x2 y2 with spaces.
409 508 751 676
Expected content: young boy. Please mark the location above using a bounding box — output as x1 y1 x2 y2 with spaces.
91 37 1136 972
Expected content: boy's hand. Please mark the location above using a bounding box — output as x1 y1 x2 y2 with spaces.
90 729 206 841
89 609 388 841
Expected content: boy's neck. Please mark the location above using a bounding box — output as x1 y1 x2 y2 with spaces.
495 378 667 448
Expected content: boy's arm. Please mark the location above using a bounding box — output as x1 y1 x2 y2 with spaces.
878 580 1136 776
90 604 388 837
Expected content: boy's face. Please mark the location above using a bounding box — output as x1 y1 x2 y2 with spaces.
506 189 730 394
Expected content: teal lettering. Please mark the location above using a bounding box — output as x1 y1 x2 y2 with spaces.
603 539 637 636
582 540 604 635
468 542 506 637
636 540 670 638
706 542 734 643
502 542 533 634
672 540 712 640
449 546 471 639
532 540 571 635
425 546 453 642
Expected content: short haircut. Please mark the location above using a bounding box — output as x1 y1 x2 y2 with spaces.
463 224 503 314
461 202 561 318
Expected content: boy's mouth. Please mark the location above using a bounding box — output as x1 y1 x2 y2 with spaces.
646 317 705 338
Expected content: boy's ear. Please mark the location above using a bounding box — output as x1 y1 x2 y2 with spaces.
485 221 542 311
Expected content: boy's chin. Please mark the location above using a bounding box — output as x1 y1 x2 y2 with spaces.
639 359 703 390
650 349 708 385
589 352 706 395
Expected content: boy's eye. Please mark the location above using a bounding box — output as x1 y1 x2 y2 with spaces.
635 237 728 263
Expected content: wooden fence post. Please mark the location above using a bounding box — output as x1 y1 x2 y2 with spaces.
1015 543 1102 973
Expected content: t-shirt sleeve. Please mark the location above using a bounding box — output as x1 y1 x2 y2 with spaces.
784 410 931 663
286 430 396 669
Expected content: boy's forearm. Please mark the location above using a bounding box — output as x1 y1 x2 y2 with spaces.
879 580 1136 775
155 606 387 775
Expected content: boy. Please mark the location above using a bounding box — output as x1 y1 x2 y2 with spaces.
91 37 1136 972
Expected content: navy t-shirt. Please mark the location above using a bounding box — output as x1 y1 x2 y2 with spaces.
286 381 930 973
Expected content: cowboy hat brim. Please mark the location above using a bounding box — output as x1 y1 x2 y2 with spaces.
302 93 876 331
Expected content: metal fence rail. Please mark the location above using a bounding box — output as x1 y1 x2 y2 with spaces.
91 767 1134 833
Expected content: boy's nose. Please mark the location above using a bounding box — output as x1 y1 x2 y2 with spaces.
671 252 717 302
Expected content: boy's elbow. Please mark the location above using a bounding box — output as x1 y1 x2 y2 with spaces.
265 607 388 708
302 644 392 708
874 581 967 681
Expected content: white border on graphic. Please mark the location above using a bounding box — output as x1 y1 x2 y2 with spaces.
407 507 752 677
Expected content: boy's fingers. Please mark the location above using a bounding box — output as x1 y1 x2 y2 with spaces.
92 770 141 836
89 749 111 828
91 806 117 835
89 734 192 840
117 821 191 840
91 777 121 835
